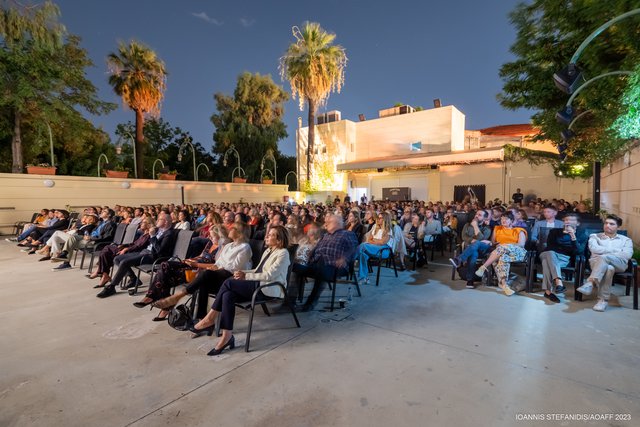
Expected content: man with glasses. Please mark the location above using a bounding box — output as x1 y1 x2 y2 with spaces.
576 215 633 312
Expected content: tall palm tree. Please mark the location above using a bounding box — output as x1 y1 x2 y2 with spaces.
280 22 347 182
107 41 167 178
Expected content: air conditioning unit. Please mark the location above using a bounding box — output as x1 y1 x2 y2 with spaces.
316 113 327 125
326 110 341 122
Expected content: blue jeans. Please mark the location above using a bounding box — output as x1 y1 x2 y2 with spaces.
357 243 391 281
459 241 491 281
17 225 36 241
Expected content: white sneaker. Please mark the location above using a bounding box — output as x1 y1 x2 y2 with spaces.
474 266 486 277
593 299 608 312
577 281 593 296
499 284 515 296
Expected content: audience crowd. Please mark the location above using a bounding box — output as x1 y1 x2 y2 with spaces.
6 193 635 355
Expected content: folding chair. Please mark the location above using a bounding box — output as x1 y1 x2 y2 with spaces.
73 222 125 270
129 229 193 295
87 223 139 274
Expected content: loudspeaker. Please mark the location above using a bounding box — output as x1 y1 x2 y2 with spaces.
433 99 442 108
358 114 366 121
377 168 384 173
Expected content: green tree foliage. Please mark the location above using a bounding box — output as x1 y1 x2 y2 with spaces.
612 63 640 139
498 0 640 165
211 72 290 183
116 118 215 181
280 22 347 182
0 1 114 172
107 40 167 179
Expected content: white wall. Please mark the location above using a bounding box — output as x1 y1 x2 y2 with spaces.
601 145 640 246
0 173 288 232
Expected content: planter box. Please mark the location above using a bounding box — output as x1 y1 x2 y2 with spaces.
233 177 247 183
105 170 129 178
262 179 273 184
26 166 56 175
158 173 177 181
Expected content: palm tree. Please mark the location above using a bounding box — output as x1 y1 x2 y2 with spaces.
280 22 347 183
107 41 167 178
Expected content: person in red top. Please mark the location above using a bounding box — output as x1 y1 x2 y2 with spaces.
474 212 527 296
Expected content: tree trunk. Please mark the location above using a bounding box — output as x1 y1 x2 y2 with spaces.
135 109 145 178
307 98 316 182
11 110 23 173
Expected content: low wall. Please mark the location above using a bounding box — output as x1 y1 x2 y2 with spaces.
0 173 289 232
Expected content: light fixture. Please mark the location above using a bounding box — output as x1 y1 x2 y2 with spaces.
553 64 583 94
121 181 131 189
177 153 182 162
555 106 574 125
115 145 122 155
560 129 575 142
43 179 55 188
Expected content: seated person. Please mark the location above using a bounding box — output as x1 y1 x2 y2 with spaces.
50 209 116 271
9 208 49 242
345 209 364 243
20 209 70 251
576 215 633 312
539 213 587 303
38 214 97 261
296 214 358 311
449 209 492 288
531 205 563 251
282 223 321 310
420 209 442 243
173 210 191 230
190 225 291 356
474 212 528 296
442 207 458 234
150 223 251 322
88 217 154 288
95 211 177 298
357 212 394 284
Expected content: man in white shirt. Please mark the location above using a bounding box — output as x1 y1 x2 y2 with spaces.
577 215 633 312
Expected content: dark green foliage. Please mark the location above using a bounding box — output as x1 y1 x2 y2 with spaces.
211 72 292 183
498 0 640 164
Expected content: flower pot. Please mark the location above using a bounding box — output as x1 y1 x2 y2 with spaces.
262 179 273 185
105 170 129 178
233 177 247 183
26 166 56 175
158 173 177 181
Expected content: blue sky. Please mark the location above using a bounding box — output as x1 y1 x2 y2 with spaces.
55 0 532 155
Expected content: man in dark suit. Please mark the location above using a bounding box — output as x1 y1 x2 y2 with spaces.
96 211 177 298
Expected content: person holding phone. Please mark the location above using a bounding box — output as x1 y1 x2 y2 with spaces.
538 213 587 303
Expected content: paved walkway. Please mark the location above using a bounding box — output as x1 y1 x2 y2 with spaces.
0 242 638 427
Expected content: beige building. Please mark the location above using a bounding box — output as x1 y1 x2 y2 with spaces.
296 104 591 204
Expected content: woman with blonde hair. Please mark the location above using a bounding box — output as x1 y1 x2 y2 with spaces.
356 211 394 284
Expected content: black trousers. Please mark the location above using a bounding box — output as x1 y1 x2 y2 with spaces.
213 279 263 331
97 245 119 275
110 251 153 288
186 269 233 319
294 262 346 307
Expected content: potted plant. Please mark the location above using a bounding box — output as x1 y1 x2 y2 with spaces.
26 163 56 175
233 173 247 183
158 169 178 180
104 163 129 178
262 171 273 185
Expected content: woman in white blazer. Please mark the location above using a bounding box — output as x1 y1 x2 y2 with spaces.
192 225 291 356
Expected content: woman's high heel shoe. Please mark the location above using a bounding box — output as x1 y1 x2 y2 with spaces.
133 299 153 308
189 323 215 338
207 335 235 356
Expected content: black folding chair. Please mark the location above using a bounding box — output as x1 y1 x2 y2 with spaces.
73 222 125 270
366 245 398 286
13 212 38 236
129 229 193 295
87 224 139 274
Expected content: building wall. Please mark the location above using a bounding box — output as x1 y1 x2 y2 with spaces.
0 173 288 232
601 145 640 246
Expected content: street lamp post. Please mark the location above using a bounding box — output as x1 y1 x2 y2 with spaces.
45 122 54 168
284 171 298 191
196 163 210 181
177 139 197 181
97 154 109 177
223 144 244 181
152 159 165 180
115 132 138 178
260 149 277 183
